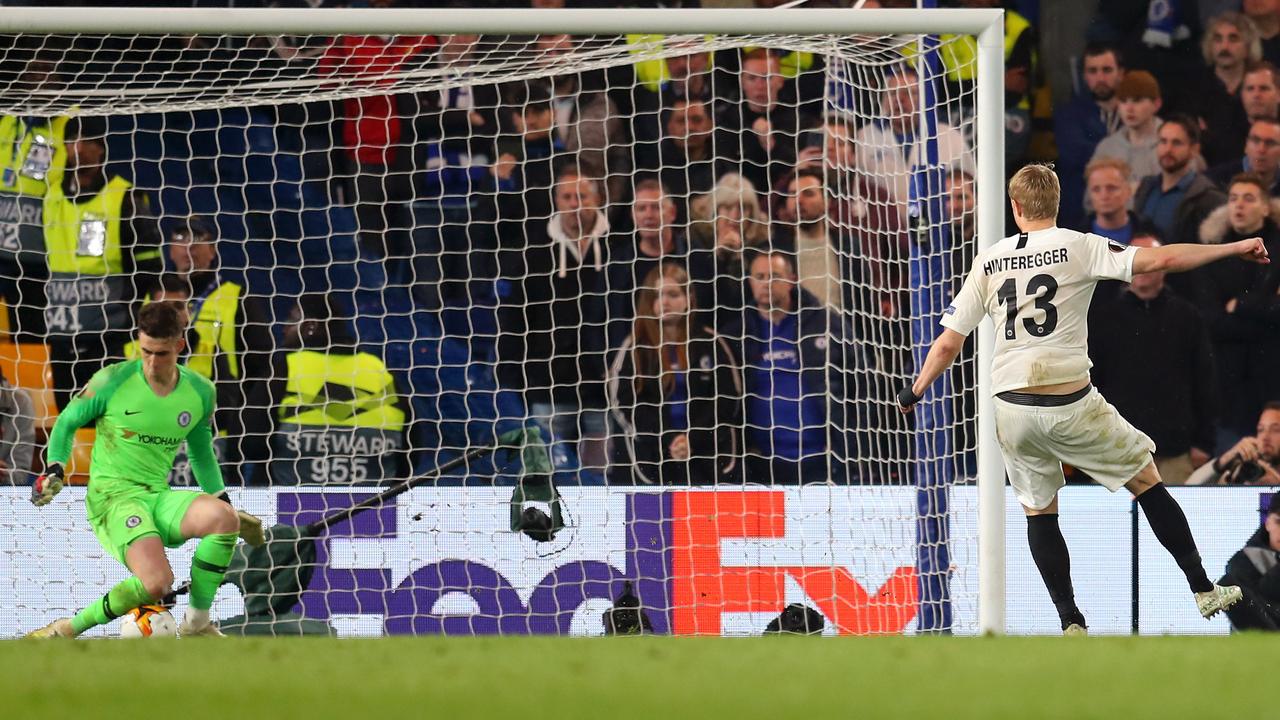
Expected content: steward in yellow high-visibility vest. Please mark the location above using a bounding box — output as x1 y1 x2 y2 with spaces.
123 217 276 485
0 113 66 198
899 9 1037 169
244 294 408 486
0 59 70 340
901 9 1036 110
163 216 275 417
44 116 162 411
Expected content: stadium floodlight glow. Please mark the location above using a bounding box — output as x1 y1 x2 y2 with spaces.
0 6 1006 636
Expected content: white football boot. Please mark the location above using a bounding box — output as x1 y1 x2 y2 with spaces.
1195 584 1243 619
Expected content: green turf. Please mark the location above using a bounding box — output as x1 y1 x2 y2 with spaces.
2 635 1272 719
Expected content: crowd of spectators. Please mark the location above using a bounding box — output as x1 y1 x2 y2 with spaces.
0 0 1278 492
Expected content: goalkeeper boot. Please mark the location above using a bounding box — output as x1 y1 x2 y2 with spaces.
1062 623 1088 637
179 609 226 638
1195 584 1243 619
24 618 74 639
179 619 225 638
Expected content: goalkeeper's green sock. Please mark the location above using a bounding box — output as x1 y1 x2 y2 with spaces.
188 533 237 611
71 576 153 635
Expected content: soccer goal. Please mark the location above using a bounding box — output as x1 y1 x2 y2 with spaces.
0 6 1006 637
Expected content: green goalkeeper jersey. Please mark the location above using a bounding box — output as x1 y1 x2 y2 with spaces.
46 359 224 496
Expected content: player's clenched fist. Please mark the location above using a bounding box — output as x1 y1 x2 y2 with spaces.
897 386 922 414
1237 237 1270 263
30 463 65 507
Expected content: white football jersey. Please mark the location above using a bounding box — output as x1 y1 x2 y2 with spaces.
941 226 1138 394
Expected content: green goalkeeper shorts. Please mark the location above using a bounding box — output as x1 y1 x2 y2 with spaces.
87 488 202 565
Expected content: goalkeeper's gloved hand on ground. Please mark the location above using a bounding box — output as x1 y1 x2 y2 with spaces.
30 463 65 507
214 491 266 547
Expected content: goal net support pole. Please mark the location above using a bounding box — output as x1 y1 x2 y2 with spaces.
909 10 951 634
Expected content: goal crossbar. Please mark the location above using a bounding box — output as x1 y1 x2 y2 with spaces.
0 7 1002 36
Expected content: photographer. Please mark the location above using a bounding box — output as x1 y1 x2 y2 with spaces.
1220 493 1280 631
1187 402 1280 486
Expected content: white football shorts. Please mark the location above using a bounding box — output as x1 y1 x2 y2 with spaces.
993 386 1155 510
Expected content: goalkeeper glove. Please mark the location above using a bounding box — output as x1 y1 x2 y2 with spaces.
213 491 266 547
30 463 65 507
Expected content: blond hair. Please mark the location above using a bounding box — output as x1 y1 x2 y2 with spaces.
1008 164 1060 221
1083 156 1131 184
689 172 770 249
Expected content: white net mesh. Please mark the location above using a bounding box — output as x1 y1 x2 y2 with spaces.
0 26 981 636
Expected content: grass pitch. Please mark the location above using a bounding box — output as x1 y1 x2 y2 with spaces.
2 635 1270 719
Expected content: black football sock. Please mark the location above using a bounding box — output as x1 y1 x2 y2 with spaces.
1026 514 1087 629
1135 483 1214 593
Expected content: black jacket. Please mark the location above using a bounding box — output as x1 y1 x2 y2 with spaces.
653 138 718 221
496 212 613 408
686 244 751 335
1087 287 1217 456
606 230 690 348
494 132 559 227
713 101 814 198
1194 206 1280 435
186 272 276 457
1220 526 1280 631
607 325 743 484
1223 527 1280 600
1197 87 1251 169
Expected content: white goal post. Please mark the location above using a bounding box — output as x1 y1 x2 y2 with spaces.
0 6 1006 636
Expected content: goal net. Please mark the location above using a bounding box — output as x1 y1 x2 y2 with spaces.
0 9 993 637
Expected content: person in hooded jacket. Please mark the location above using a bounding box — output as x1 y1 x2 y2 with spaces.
496 162 613 471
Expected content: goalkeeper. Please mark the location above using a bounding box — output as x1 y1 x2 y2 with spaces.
25 301 264 638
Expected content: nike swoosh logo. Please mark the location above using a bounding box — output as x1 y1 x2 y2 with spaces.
124 410 142 416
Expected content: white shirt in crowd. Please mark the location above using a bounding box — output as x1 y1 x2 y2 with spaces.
854 120 975 212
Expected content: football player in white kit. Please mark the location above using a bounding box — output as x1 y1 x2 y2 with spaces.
899 164 1265 635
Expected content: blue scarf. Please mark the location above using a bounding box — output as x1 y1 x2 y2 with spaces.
1143 0 1191 48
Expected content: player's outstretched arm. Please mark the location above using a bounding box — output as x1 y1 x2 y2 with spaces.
897 328 967 414
31 382 109 507
1133 237 1270 275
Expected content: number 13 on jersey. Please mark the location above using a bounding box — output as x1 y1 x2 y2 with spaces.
996 273 1060 340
